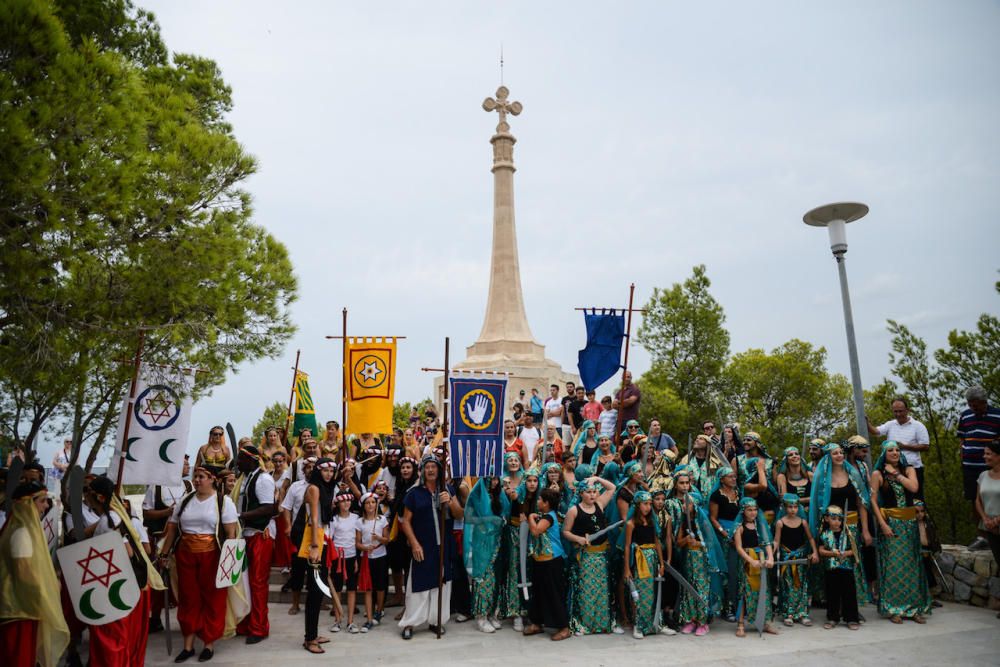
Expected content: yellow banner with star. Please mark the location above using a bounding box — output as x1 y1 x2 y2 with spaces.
346 337 397 434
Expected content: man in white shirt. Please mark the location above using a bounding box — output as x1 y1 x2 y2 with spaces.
515 414 542 466
543 384 563 428
235 446 276 643
867 396 931 499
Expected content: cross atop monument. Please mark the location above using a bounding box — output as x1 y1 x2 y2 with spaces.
482 86 522 133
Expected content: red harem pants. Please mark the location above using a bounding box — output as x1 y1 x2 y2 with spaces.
175 546 226 642
273 513 293 568
89 587 148 667
236 532 273 638
0 619 38 667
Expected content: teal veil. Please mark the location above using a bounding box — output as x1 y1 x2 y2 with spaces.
736 497 773 545
463 477 510 579
808 444 871 537
571 420 597 458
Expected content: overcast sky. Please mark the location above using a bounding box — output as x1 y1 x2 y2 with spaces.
50 2 1000 464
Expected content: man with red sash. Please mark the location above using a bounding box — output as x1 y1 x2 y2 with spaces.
234 446 276 643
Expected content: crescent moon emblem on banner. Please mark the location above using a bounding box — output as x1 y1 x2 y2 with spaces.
158 439 176 463
79 588 106 620
108 579 131 611
124 437 140 462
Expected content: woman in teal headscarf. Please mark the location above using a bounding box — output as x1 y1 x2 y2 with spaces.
541 461 572 517
870 442 931 624
674 485 726 636
497 467 540 629
732 497 777 636
464 477 510 633
572 420 600 465
561 474 618 635
623 490 668 638
809 443 872 605
776 446 813 512
708 466 740 621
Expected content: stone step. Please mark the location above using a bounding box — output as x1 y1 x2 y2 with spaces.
268 568 290 586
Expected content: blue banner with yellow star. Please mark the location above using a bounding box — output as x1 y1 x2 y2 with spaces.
346 337 397 434
449 376 507 478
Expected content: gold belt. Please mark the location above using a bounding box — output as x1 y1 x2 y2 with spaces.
881 506 917 521
533 554 554 562
180 534 217 553
845 511 859 526
584 543 609 553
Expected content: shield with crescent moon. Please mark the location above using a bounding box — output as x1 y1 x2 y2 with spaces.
215 538 247 588
57 531 140 626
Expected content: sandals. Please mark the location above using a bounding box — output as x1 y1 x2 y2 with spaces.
763 624 779 635
551 628 571 641
783 617 794 627
303 641 325 654
890 615 903 625
735 623 746 637
800 617 813 627
288 607 300 616
823 621 836 630
847 622 860 630
913 615 926 624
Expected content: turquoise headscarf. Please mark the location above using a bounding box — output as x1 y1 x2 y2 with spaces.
808 443 871 537
777 446 803 476
601 460 622 485
620 419 645 439
516 468 540 505
708 465 736 499
737 496 773 545
463 477 510 579
626 490 660 538
874 440 909 472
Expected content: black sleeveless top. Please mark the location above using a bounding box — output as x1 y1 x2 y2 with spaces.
571 504 608 545
710 489 740 521
633 523 655 545
780 522 806 551
787 477 811 500
618 486 635 506
742 526 760 549
828 483 856 514
580 444 599 466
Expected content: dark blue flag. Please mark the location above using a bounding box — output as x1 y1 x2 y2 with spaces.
577 310 625 391
449 376 508 478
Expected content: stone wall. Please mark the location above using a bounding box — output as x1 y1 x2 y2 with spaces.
935 544 1000 610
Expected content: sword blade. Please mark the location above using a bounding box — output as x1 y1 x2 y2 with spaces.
664 562 704 607
313 567 332 598
163 567 173 655
753 552 768 637
518 520 532 600
586 519 625 543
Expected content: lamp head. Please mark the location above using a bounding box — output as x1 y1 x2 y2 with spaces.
803 202 869 257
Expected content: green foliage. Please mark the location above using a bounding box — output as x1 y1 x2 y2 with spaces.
722 339 852 448
0 0 297 469
636 265 730 429
252 401 287 443
393 398 433 431
636 366 690 436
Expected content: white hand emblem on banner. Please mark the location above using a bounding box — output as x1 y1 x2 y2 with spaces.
467 394 489 425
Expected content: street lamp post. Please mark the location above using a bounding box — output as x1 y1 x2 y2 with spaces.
803 202 870 455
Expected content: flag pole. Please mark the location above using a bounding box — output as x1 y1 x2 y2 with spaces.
114 328 146 494
436 336 450 639
342 308 348 464
614 284 636 450
284 349 301 452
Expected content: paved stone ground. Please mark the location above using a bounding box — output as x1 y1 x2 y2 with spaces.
139 599 1000 666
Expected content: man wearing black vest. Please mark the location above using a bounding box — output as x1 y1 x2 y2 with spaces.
235 445 276 644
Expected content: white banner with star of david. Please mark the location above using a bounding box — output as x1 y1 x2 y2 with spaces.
108 363 195 486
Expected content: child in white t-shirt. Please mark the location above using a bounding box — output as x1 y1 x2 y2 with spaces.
327 493 360 633
356 492 390 630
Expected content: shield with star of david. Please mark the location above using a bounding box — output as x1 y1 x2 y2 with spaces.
57 531 140 625
215 538 247 588
108 363 195 486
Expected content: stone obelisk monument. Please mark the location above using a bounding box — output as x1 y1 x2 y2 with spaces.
436 86 577 410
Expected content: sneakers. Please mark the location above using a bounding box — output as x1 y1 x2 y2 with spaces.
489 616 502 629
477 617 496 634
660 625 677 636
455 613 470 623
361 621 374 633
632 626 643 639
612 624 625 635
373 610 384 624
329 622 341 633
512 617 524 632
347 623 359 634
680 622 696 635
694 624 709 637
